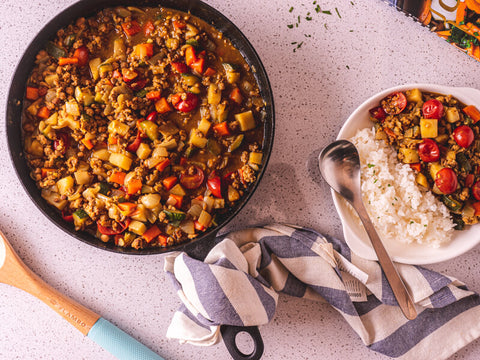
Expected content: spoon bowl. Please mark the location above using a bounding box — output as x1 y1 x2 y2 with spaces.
319 140 417 320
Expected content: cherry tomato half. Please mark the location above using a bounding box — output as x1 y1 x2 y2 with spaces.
180 165 205 189
73 46 89 67
453 125 474 148
97 219 130 236
175 92 199 113
381 92 407 115
171 62 189 74
473 181 480 201
207 172 223 198
422 99 444 119
418 138 440 162
368 106 387 122
435 168 458 194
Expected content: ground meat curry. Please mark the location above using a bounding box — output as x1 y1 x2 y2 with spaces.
22 6 266 249
369 89 480 230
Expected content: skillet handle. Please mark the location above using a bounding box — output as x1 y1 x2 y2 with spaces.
220 325 264 360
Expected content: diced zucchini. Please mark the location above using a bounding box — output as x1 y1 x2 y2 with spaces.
113 38 126 58
249 152 263 165
415 173 429 189
197 118 211 135
45 74 59 87
456 152 472 172
92 149 111 161
189 130 208 148
406 88 422 103
89 58 102 80
117 231 136 247
139 120 159 141
163 210 186 225
446 107 460 123
420 118 438 138
442 195 462 211
73 209 89 227
182 74 200 86
228 134 244 152
109 152 133 170
57 176 74 196
136 143 151 160
128 220 147 235
222 63 240 84
398 148 420 164
97 182 110 196
74 170 93 185
108 120 130 136
45 41 66 59
98 63 113 77
207 139 222 155
75 86 95 106
235 110 256 131
169 184 186 196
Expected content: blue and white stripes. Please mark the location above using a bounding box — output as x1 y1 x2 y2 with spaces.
165 224 480 359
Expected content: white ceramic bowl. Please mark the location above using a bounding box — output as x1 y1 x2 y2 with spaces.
334 84 480 265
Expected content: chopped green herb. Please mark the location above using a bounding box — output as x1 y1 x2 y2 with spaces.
350 30 354 32
324 23 328 29
373 179 378 183
291 41 297 45
315 5 321 13
313 1 317 4
306 16 313 20
323 10 332 15
335 7 341 18
346 65 350 69
298 15 301 23
304 34 312 37
287 24 294 29
409 221 414 224
350 1 354 4
367 163 375 168
289 6 294 12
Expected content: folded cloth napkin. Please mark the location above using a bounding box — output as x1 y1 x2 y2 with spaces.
164 224 480 359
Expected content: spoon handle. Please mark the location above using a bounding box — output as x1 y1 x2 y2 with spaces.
353 200 417 320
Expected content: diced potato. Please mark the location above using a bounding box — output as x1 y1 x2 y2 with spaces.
207 83 221 105
27 99 42 116
398 148 419 164
415 173 429 189
128 220 147 235
225 71 240 84
109 152 133 170
235 110 256 131
446 107 460 123
65 99 80 116
249 152 263 165
180 220 195 235
152 146 168 158
406 88 422 103
189 130 208 148
136 143 151 160
420 118 438 138
145 157 163 169
227 185 240 202
74 170 93 185
113 38 126 58
198 118 211 135
429 162 443 180
75 86 95 106
140 194 161 209
44 74 59 87
45 112 58 126
89 58 102 80
41 189 68 210
108 120 130 136
26 138 44 156
169 184 186 196
57 176 74 196
197 210 212 228
92 149 111 161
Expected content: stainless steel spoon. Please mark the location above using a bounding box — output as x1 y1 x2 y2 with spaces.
319 139 417 320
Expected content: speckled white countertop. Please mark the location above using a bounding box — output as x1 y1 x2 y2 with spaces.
1 0 480 359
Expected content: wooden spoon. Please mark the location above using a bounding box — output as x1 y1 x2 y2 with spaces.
0 230 164 360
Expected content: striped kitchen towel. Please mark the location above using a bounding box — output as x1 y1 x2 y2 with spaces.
164 224 480 359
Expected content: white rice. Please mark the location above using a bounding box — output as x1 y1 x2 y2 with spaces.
349 127 455 247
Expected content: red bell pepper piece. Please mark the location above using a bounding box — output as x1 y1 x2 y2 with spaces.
126 131 143 152
122 20 142 36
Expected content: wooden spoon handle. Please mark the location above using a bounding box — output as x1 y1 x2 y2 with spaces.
0 237 98 335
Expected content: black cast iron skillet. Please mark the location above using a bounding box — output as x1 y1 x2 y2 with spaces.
6 0 274 359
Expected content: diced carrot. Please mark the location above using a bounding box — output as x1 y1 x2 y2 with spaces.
109 171 126 185
163 176 178 190
179 157 187 166
126 178 142 195
384 127 397 139
108 134 118 145
435 30 451 40
144 20 155 36
135 43 154 58
172 20 186 30
473 202 480 216
229 87 243 104
58 57 79 66
81 138 94 150
112 69 122 79
26 87 39 101
118 202 137 215
474 45 480 60
143 225 162 243
37 106 50 119
156 158 171 172
213 122 231 136
197 50 206 59
170 93 182 106
122 20 142 36
155 97 172 113
158 234 168 246
194 220 205 231
185 46 197 66
190 58 205 74
146 90 162 101
171 62 188 73
466 174 475 188
409 163 421 172
456 1 467 24
168 194 183 208
203 67 216 77
122 68 138 82
41 168 55 179
464 105 480 123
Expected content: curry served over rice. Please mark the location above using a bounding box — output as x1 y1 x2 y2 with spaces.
22 6 266 249
369 89 480 230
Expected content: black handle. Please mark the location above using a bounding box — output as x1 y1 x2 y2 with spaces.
220 325 264 360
